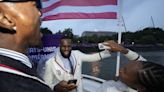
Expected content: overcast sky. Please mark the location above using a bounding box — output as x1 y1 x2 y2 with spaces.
41 0 164 36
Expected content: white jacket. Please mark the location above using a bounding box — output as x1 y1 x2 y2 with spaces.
43 48 111 92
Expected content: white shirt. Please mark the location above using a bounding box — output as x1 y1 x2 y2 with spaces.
0 48 32 68
62 57 75 74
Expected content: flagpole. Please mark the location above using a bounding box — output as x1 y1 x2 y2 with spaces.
115 0 123 77
116 31 122 77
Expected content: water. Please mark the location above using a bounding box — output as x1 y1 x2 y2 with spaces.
82 50 164 80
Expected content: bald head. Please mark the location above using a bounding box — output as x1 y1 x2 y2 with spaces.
0 1 42 53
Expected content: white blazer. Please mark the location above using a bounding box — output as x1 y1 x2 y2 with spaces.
43 48 111 92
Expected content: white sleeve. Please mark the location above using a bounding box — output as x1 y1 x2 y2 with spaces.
76 50 111 62
43 59 60 90
96 80 131 92
124 49 147 61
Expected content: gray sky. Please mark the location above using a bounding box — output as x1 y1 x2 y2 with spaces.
123 0 164 31
42 0 164 36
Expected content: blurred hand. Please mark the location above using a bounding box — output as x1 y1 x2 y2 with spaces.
103 40 128 54
54 80 77 92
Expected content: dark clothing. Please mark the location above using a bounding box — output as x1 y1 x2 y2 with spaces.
0 55 54 92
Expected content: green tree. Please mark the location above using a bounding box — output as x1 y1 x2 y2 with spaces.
122 32 134 44
140 35 156 44
62 28 74 39
40 27 53 35
54 28 74 39
121 27 164 44
55 30 62 34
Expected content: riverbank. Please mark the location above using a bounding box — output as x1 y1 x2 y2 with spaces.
73 44 164 52
124 44 164 51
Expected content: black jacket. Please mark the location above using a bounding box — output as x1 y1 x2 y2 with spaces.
0 55 54 92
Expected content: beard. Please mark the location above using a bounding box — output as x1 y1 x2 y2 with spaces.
60 49 71 58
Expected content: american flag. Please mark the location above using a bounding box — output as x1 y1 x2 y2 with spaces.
41 0 119 21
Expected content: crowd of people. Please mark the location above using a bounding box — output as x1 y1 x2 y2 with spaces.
0 0 163 92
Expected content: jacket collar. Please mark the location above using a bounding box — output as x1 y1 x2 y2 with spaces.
54 47 77 74
0 48 32 68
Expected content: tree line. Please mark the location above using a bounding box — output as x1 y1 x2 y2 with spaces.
41 27 164 45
